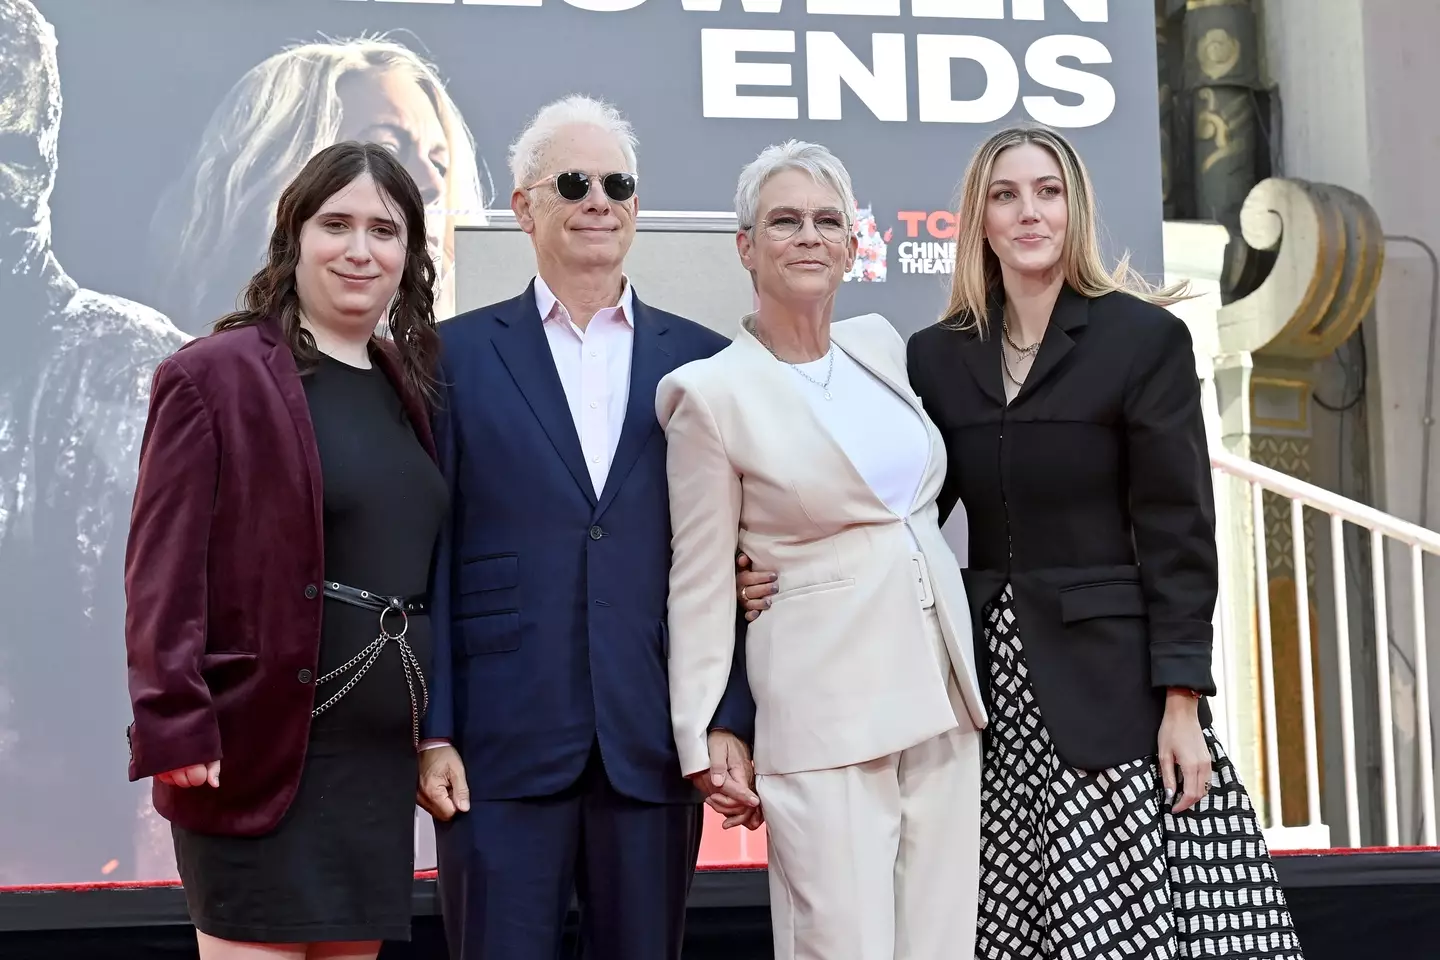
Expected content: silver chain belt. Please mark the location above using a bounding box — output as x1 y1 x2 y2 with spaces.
311 582 429 749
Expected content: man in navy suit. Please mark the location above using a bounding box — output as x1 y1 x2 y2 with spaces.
417 95 759 960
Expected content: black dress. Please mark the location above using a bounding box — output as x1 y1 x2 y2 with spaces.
171 352 448 944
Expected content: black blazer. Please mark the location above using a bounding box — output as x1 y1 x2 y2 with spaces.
907 284 1218 771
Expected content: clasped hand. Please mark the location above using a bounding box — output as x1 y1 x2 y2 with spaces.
693 729 764 830
414 737 758 828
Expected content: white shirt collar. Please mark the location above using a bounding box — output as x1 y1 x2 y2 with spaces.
534 273 635 327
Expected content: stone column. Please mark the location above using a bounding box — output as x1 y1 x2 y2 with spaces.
1183 0 1268 310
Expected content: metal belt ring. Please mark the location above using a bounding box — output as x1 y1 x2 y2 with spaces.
379 605 409 639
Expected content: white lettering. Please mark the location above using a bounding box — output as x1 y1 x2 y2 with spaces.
1022 34 1114 127
563 0 645 9
916 34 1018 124
681 0 782 11
910 0 1002 19
898 241 957 273
806 32 907 121
460 0 542 6
808 0 899 14
1011 0 1108 22
701 29 799 119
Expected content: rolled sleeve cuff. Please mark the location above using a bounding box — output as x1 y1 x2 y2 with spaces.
127 713 222 782
421 705 453 743
1149 631 1217 696
679 732 710 781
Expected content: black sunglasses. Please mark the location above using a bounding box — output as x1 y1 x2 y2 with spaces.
530 170 637 203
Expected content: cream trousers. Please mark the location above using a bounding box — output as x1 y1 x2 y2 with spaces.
756 606 981 960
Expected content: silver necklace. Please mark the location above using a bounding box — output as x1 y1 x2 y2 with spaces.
1002 317 1040 358
1001 347 1030 387
758 334 836 400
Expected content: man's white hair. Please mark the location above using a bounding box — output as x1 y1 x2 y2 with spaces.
508 94 639 190
735 140 856 232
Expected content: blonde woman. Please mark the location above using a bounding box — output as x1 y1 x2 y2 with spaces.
148 35 486 330
739 124 1304 959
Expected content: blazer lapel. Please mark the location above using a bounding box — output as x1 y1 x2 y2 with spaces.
490 284 596 504
1013 284 1089 403
737 317 894 520
831 318 942 515
832 321 922 418
259 318 325 551
954 283 1090 407
957 323 1006 407
596 297 671 517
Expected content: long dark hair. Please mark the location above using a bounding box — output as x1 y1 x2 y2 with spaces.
213 141 440 401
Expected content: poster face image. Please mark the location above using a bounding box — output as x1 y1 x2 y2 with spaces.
0 0 1160 883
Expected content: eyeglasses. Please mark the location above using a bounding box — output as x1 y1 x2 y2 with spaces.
527 170 638 203
747 208 851 243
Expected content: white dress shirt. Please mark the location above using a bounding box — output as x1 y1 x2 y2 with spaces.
535 274 635 496
417 274 635 754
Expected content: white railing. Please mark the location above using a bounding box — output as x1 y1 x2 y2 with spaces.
1211 447 1440 849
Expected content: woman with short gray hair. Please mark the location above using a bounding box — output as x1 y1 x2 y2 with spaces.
658 140 986 959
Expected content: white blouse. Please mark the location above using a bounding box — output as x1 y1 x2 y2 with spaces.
788 345 929 544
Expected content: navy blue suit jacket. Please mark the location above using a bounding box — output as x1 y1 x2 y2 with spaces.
425 283 755 805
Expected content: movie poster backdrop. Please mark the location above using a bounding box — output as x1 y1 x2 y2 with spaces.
0 0 1160 883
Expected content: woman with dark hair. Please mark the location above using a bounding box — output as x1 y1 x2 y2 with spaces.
123 140 447 959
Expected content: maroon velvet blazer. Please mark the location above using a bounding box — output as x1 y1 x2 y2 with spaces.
123 317 435 836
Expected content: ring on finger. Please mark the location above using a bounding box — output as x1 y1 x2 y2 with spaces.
741 586 750 601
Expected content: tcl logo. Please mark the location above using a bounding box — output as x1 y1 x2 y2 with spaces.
897 210 958 240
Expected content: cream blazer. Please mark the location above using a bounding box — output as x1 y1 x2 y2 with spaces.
657 312 988 778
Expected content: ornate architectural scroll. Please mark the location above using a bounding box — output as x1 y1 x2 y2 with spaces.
1215 177 1385 829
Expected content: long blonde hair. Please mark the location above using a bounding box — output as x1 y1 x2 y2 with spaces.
943 124 1189 336
148 34 487 330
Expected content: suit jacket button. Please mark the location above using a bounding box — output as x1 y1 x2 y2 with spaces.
304 584 318 599
589 525 604 541
298 669 313 684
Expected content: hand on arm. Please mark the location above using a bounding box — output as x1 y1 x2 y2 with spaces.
736 551 778 621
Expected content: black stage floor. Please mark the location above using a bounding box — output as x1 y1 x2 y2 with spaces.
4 852 1440 958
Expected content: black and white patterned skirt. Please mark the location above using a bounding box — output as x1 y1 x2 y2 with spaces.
977 584 1305 960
